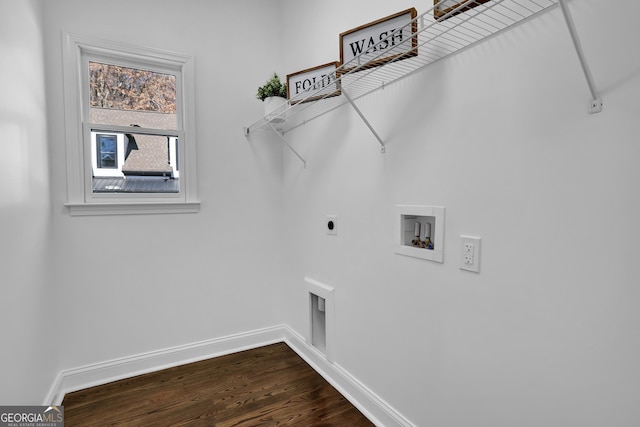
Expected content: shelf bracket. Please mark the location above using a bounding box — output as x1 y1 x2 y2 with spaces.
558 0 602 114
266 121 307 168
338 82 386 153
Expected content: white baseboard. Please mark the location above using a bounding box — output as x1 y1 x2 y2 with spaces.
45 324 415 427
283 328 416 427
44 325 284 405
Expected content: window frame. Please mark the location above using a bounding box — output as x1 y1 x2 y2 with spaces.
62 33 199 215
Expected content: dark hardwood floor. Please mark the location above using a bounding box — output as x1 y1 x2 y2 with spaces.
62 342 375 426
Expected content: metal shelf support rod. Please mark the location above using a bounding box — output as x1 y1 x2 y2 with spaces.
267 121 307 168
558 0 602 112
338 82 386 153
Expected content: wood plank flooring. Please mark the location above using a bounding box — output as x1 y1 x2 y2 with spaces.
62 342 375 426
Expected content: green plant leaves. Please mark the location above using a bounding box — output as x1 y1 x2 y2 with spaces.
256 73 287 101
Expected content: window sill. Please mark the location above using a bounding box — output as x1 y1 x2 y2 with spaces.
65 201 201 216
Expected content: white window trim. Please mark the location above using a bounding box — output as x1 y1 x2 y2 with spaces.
62 33 199 215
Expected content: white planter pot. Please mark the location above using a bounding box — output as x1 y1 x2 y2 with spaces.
263 96 287 123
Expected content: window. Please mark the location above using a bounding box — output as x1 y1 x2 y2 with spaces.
92 132 126 178
96 134 117 169
63 34 199 215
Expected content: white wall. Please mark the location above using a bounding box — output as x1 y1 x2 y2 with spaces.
42 0 286 370
5 1 639 423
0 0 56 404
280 1 640 426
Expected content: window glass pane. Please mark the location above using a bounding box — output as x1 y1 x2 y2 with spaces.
89 61 177 130
96 134 117 168
92 132 178 194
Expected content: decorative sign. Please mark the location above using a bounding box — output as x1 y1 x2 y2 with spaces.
434 0 491 20
287 62 341 104
339 8 417 73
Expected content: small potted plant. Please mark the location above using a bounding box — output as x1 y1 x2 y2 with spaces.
256 73 287 123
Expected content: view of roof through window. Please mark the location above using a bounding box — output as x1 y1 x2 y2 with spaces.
89 62 179 193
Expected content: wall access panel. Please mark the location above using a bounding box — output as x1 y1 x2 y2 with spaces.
304 277 335 362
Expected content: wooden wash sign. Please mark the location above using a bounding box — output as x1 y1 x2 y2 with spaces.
339 8 418 73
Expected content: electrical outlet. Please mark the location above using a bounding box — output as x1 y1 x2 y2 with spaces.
326 215 337 235
460 236 481 273
463 243 474 265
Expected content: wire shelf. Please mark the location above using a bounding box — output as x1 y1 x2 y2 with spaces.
245 0 558 137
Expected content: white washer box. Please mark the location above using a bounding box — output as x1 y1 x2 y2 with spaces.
394 205 445 263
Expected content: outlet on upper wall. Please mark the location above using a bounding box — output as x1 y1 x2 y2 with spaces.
463 242 474 265
326 215 337 235
460 235 481 273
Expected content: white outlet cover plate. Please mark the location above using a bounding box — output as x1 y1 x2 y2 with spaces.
460 235 481 273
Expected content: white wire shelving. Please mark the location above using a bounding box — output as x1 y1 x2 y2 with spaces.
244 0 599 163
